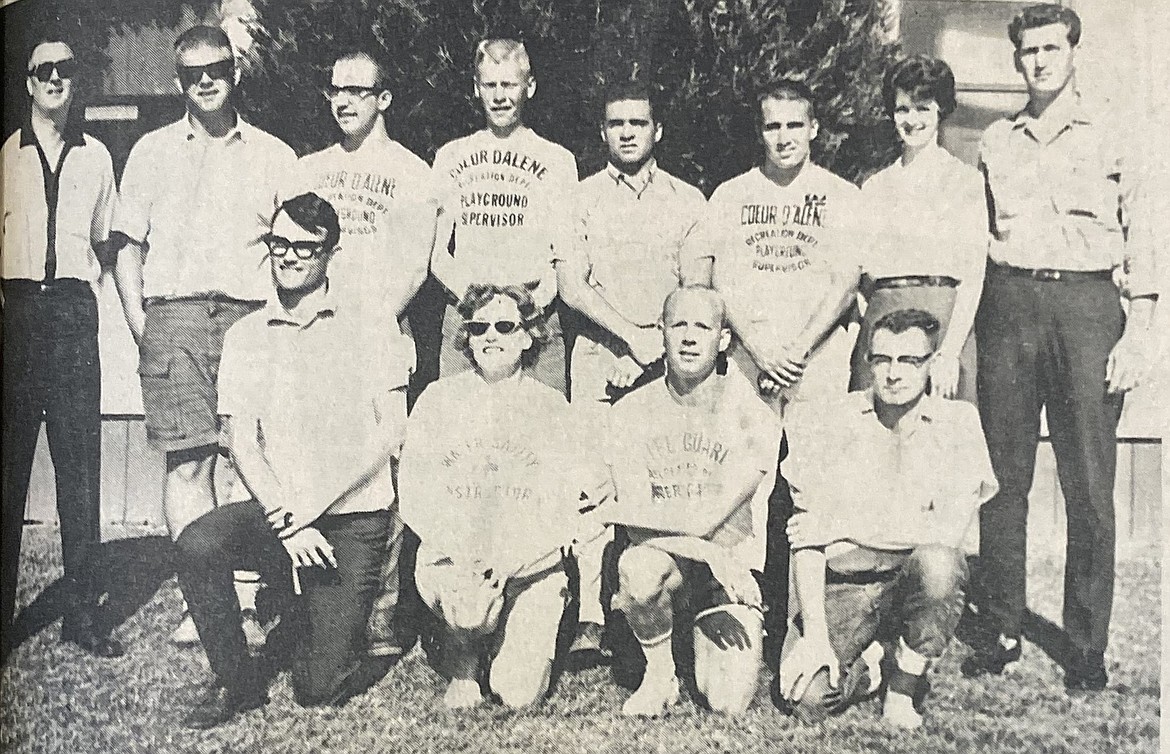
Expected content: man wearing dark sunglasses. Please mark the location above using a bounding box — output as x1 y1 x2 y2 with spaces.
779 308 997 730
2 37 122 660
175 192 412 727
111 24 296 648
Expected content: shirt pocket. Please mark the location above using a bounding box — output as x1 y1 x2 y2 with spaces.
1055 152 1118 224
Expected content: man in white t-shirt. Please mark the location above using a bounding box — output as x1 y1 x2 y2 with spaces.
696 80 864 660
556 81 708 655
604 286 780 717
430 38 578 395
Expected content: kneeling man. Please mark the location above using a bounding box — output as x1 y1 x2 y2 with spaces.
175 193 411 728
605 286 780 716
779 309 997 729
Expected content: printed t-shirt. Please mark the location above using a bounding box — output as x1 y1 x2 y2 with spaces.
606 372 781 571
398 370 600 571
431 127 578 304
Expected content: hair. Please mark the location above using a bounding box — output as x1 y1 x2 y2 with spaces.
26 35 75 69
662 285 728 330
870 308 941 351
334 48 391 91
274 193 341 252
474 38 532 78
174 25 233 56
601 81 658 122
883 55 957 120
1009 4 1082 49
757 78 817 122
455 283 549 368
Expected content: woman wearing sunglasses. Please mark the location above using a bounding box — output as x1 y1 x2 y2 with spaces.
850 56 987 404
398 283 605 710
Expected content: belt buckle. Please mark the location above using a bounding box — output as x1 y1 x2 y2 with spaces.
1033 269 1061 282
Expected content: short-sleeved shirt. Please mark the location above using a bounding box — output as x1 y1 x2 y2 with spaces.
784 390 998 554
563 159 707 326
2 125 116 283
704 164 863 348
979 84 1154 298
398 370 598 569
218 281 413 524
113 116 296 301
283 138 436 307
431 127 578 294
606 372 781 571
861 146 987 283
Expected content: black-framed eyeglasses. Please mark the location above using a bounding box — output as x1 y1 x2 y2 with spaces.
264 235 328 260
177 59 235 89
322 85 378 101
29 58 79 82
867 353 933 368
465 320 521 337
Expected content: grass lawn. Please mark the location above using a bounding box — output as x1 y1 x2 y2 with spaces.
1 526 1160 754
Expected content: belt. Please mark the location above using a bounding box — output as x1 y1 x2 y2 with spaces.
1 277 91 295
826 568 900 586
990 263 1112 283
145 292 259 306
871 275 959 290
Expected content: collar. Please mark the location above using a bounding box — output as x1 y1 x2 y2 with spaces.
858 389 938 427
1011 81 1092 142
19 112 85 148
606 158 658 196
184 111 248 143
264 281 337 328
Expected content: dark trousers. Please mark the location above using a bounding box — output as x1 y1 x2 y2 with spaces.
2 279 102 636
761 433 794 664
175 501 389 706
974 268 1123 655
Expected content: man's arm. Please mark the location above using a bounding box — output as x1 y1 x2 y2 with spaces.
637 534 760 607
778 547 840 701
555 255 662 366
113 238 146 345
223 414 290 519
382 199 437 319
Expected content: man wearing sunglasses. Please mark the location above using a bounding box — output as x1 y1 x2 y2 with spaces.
778 308 997 729
174 192 411 728
430 38 578 396
2 37 121 660
112 24 296 647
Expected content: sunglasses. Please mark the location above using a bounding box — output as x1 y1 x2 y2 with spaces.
28 58 78 82
867 353 933 368
264 235 327 260
322 85 378 101
177 59 235 89
465 320 521 337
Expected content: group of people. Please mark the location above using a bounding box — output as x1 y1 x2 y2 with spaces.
2 1 1156 734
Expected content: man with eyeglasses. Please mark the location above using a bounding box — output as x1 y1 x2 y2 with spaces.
778 308 997 730
112 24 296 647
2 36 121 660
174 192 411 728
430 38 578 395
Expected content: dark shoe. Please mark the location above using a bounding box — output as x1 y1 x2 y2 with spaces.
1064 651 1108 693
961 635 1020 677
61 622 125 659
182 684 269 729
570 621 610 657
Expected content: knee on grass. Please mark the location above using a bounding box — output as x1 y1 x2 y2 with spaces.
489 659 551 708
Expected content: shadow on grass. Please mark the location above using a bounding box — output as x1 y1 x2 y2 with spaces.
8 535 176 652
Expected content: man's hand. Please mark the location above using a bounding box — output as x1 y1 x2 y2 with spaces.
696 610 753 650
707 551 761 608
748 339 806 388
1106 328 1151 395
779 633 840 703
625 324 664 367
786 510 837 549
930 352 961 399
608 355 644 390
281 526 337 570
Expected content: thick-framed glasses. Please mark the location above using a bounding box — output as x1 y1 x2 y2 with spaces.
177 59 235 89
264 235 327 260
465 320 521 337
29 58 78 82
867 353 933 368
322 85 378 101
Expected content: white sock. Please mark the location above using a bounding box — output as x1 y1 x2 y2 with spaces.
234 571 261 613
861 642 885 694
639 631 676 683
895 637 929 676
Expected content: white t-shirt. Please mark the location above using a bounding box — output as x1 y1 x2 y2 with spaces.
705 164 864 348
606 372 781 571
284 139 436 309
399 370 602 570
431 127 578 296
